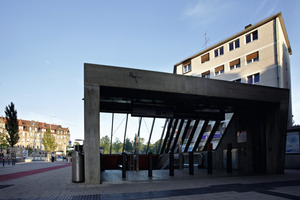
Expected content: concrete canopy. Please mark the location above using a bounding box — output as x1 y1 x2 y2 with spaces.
84 63 289 184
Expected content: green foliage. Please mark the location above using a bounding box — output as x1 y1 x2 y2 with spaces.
0 132 9 151
112 137 123 154
5 102 19 147
42 127 57 153
100 135 162 155
100 135 110 154
74 142 80 145
124 138 133 153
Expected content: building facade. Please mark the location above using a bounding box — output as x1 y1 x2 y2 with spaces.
174 12 292 126
0 117 70 157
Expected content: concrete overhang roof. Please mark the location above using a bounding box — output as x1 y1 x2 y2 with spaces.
84 63 289 120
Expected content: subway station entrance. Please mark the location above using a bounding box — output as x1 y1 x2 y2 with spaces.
84 63 289 185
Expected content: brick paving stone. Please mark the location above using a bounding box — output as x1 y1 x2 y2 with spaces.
0 162 300 200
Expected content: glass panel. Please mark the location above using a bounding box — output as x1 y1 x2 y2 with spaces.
246 34 251 43
182 120 195 152
188 120 204 152
197 121 216 151
220 46 224 55
253 30 258 40
100 113 113 154
229 42 233 51
212 113 234 149
169 119 182 152
247 75 253 84
123 115 140 154
139 117 153 154
157 119 169 153
235 39 240 48
254 73 260 83
214 49 218 57
174 119 188 153
149 118 166 153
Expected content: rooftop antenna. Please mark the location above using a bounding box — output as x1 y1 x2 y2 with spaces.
203 32 209 49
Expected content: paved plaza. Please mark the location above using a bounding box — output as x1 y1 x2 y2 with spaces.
0 161 300 200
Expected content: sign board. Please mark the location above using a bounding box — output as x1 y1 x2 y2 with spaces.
23 150 28 158
286 132 300 153
132 107 174 118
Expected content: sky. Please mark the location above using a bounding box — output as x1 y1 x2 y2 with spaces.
0 0 300 144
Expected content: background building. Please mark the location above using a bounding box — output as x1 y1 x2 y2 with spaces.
0 116 70 157
173 12 292 126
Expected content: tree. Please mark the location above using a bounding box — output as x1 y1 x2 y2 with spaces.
124 138 133 153
100 136 110 154
42 127 57 153
112 137 123 154
0 132 9 153
5 102 19 148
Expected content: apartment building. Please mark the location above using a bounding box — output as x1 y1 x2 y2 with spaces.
174 12 292 126
0 117 70 156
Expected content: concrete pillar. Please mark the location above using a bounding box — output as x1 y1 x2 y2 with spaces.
84 84 100 185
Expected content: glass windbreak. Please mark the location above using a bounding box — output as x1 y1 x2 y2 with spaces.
157 119 169 154
100 113 168 154
212 113 234 149
100 113 128 154
138 117 153 154
187 120 205 152
182 120 195 151
169 119 182 152
197 121 216 151
149 118 166 154
175 119 188 153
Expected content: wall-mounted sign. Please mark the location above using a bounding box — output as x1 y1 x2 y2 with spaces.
286 131 300 153
132 107 174 118
237 130 247 143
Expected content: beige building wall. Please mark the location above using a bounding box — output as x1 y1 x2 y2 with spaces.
174 13 292 126
0 117 70 156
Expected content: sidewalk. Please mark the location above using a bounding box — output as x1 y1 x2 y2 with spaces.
0 161 300 200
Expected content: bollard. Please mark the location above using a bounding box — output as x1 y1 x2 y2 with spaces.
8 157 10 165
148 152 152 177
207 143 212 174
169 152 174 176
189 152 194 175
122 153 127 179
227 143 232 173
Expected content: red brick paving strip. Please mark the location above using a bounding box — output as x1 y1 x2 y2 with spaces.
0 163 72 182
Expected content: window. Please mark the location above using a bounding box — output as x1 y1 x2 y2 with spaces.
201 70 210 78
233 79 241 83
201 53 210 63
229 59 240 70
246 51 259 64
182 61 191 74
247 73 260 84
229 39 240 51
215 65 224 76
246 30 258 43
214 46 224 57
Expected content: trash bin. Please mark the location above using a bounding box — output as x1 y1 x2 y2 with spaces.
72 145 84 183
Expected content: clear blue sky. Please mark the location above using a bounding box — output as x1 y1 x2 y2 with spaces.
1 0 299 143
